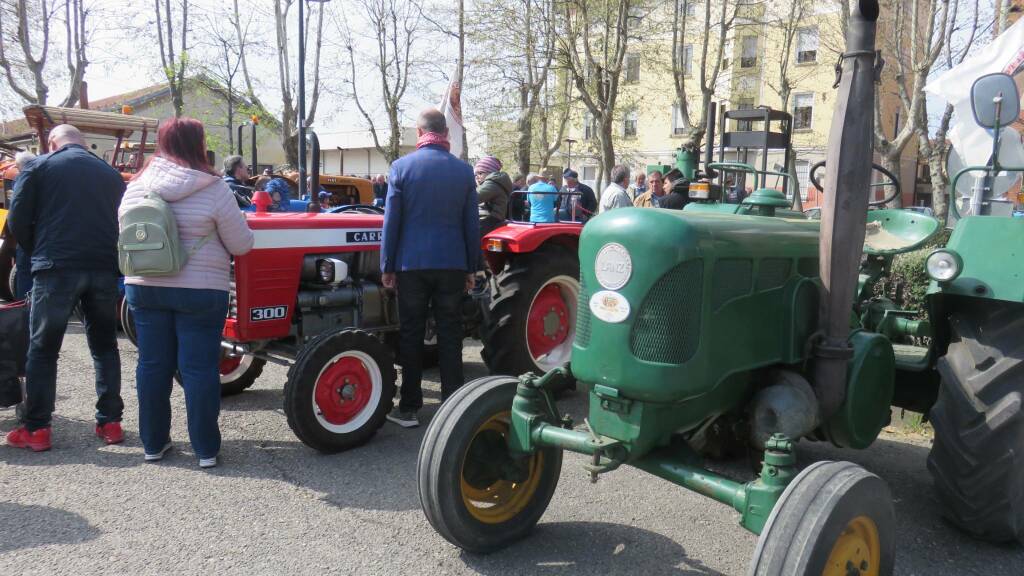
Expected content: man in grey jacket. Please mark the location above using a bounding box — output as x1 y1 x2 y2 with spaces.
599 164 633 213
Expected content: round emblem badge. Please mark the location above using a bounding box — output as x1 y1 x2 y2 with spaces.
594 243 632 290
589 290 631 323
135 227 147 241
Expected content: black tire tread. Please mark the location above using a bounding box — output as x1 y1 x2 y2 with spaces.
481 245 579 376
417 376 562 553
927 301 1024 544
284 329 396 453
219 357 266 396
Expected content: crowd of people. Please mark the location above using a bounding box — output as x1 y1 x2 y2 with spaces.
1 104 704 460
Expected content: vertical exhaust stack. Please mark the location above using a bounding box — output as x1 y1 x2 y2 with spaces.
813 0 881 418
307 131 322 213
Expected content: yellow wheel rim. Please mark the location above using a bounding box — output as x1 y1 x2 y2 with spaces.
822 515 881 576
459 411 545 524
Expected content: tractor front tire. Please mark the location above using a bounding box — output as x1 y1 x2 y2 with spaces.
749 461 895 576
418 376 562 553
284 329 396 453
482 247 579 381
927 301 1024 544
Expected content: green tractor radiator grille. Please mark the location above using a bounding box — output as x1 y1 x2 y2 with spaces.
629 259 704 364
756 258 792 291
575 274 592 347
712 259 753 310
797 257 819 278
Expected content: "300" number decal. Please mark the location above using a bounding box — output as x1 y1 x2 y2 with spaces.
250 306 288 321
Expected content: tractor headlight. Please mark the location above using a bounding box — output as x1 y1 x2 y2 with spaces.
317 258 349 284
926 249 962 282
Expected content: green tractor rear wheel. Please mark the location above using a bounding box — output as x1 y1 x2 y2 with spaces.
417 376 562 553
748 461 895 576
927 301 1024 544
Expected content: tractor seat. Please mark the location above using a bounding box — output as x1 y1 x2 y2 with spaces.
862 209 941 255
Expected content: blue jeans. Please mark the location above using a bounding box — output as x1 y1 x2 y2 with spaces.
125 285 228 459
23 269 122 430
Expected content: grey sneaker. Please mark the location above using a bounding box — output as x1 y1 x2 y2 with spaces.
144 442 172 462
199 456 218 469
386 407 419 428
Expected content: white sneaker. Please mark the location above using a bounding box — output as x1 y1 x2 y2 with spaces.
199 456 218 469
144 442 173 462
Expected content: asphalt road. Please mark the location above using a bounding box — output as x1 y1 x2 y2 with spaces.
1 327 1022 576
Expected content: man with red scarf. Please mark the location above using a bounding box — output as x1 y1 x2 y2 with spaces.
380 108 479 428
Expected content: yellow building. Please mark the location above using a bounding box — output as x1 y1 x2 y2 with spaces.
563 0 918 208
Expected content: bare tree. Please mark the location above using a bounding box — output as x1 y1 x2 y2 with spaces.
231 0 260 105
154 0 190 117
195 7 251 152
918 0 983 221
671 0 736 151
0 0 90 107
535 76 572 169
345 0 419 165
414 0 468 160
872 0 951 207
273 0 326 167
560 0 636 189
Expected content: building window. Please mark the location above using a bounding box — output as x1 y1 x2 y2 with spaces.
584 111 594 140
623 109 638 138
797 27 819 63
722 57 730 70
672 102 688 135
625 54 641 84
684 1 698 16
583 166 597 181
793 92 814 130
737 75 757 94
681 44 694 76
736 98 755 131
740 36 757 68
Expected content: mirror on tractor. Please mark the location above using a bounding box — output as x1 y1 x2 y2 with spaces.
971 73 1020 129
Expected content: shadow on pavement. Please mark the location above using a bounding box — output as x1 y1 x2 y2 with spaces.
0 502 101 554
461 521 725 576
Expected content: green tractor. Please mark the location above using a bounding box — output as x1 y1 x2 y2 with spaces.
416 2 1024 574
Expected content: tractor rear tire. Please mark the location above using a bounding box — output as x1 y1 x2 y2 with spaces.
481 247 579 384
284 329 396 453
418 376 562 553
927 301 1024 544
120 296 137 345
218 355 266 396
749 461 895 576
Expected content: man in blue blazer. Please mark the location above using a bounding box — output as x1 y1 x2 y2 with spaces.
381 108 479 428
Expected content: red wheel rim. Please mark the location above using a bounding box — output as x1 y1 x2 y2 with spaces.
219 355 243 376
527 284 571 359
314 356 373 425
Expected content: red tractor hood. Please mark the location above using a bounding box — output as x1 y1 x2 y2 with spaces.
246 212 384 249
485 222 582 253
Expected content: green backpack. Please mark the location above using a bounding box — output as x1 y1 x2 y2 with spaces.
117 189 211 277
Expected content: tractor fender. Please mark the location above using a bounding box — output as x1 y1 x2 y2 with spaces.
482 222 581 272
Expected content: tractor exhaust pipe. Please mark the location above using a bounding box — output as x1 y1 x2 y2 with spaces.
813 0 881 419
704 101 717 179
307 130 322 213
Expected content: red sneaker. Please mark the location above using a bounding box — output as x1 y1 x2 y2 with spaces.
6 426 52 452
95 422 124 445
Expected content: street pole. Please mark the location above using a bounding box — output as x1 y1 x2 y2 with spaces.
565 138 576 170
297 0 307 202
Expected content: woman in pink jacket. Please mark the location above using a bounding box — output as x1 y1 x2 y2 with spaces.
120 117 254 468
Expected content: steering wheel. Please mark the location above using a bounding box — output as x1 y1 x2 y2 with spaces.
328 204 385 215
809 161 901 207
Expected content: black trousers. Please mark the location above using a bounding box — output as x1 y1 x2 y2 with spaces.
396 270 466 410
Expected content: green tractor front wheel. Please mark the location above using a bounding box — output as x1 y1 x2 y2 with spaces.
417 376 563 553
749 461 895 576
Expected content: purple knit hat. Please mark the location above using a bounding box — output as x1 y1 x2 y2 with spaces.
474 155 502 174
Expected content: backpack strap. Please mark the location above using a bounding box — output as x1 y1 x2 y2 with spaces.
187 233 214 257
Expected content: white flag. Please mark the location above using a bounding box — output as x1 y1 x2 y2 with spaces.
439 76 465 159
925 18 1024 167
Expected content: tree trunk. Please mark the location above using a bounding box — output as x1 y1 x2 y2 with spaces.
597 118 615 192
515 109 532 176
787 149 803 211
877 153 903 208
928 145 949 222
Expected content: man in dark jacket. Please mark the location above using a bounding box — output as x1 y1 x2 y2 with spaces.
659 170 691 210
557 169 597 222
381 109 478 428
6 124 126 451
223 155 253 209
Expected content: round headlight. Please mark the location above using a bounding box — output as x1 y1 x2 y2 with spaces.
595 243 632 290
926 250 962 282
